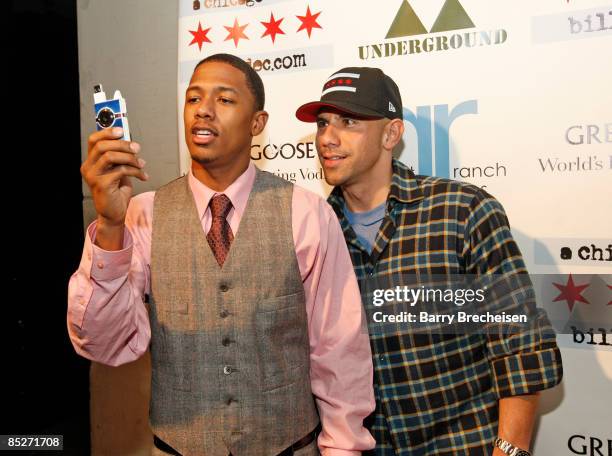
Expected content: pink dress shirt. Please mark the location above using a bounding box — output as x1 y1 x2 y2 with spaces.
67 162 376 455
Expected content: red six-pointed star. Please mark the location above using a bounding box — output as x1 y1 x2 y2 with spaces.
552 274 590 312
261 13 285 43
224 18 249 47
296 6 322 38
189 22 212 50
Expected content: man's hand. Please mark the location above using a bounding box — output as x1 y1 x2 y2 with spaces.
80 127 148 250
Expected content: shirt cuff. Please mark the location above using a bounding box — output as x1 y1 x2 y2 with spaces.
88 222 134 281
491 346 563 398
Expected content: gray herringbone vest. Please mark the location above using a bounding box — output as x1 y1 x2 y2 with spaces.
149 169 319 456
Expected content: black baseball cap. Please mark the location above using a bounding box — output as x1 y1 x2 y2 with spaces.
295 67 403 122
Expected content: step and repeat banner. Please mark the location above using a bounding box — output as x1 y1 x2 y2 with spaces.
178 0 611 453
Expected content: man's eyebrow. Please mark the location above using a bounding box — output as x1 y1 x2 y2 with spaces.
215 86 239 94
316 114 358 123
186 85 239 94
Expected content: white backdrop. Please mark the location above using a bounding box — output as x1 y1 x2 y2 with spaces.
178 1 612 453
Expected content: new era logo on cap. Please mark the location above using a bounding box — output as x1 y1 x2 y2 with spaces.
295 66 404 122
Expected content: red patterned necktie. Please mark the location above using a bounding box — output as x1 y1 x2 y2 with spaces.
206 194 234 267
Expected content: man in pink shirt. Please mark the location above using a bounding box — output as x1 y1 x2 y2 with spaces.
68 53 375 456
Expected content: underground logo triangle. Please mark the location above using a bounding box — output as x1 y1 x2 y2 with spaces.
385 0 428 38
430 0 475 33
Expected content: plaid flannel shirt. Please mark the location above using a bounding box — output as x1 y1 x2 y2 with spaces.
327 159 563 455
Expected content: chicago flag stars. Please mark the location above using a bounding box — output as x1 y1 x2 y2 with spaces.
225 18 249 47
261 13 285 43
189 22 211 50
553 274 590 312
296 6 322 37
187 7 323 50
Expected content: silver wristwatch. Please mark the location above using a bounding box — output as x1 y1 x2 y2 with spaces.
494 437 532 456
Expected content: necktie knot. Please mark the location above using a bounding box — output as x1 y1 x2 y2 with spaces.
209 194 233 219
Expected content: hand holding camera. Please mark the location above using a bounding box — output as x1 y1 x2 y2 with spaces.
80 84 148 250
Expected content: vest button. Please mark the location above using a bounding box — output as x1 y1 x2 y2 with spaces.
220 309 229 318
223 365 233 375
222 337 231 346
220 284 229 292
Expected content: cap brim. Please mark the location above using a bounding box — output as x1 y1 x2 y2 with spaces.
295 100 384 122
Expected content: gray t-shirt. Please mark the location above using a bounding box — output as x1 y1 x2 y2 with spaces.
343 202 386 253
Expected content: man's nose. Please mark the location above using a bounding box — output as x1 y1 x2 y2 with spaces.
318 124 339 148
195 97 215 119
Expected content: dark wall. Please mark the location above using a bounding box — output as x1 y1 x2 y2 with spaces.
6 0 90 454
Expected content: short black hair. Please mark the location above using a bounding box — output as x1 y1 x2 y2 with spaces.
194 53 265 111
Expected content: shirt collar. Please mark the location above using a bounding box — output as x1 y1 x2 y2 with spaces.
328 159 424 213
188 162 256 221
388 159 424 204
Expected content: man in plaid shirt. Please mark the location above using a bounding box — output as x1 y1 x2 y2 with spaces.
296 67 563 456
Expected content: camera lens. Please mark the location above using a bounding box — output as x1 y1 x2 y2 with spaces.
96 108 116 128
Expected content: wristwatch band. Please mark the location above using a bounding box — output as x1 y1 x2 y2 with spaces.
494 437 532 456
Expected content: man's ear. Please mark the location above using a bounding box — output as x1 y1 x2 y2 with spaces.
382 118 404 151
251 110 269 136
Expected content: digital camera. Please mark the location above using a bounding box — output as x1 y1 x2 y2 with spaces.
93 84 131 141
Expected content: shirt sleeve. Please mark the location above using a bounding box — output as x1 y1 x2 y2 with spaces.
292 187 376 455
462 189 563 398
66 192 154 366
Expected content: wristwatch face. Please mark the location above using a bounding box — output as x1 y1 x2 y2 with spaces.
516 451 531 456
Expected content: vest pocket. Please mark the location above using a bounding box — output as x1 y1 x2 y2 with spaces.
255 291 310 391
152 326 198 392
